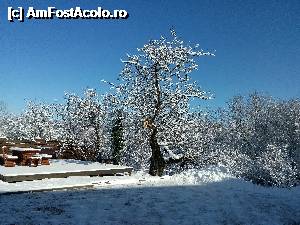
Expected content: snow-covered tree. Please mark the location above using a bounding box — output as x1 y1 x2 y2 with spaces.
115 30 214 176
0 101 7 137
215 93 300 187
0 101 57 141
22 101 58 141
0 101 6 115
1 113 28 141
256 144 297 186
56 89 109 161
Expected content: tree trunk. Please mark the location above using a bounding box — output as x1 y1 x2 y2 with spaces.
149 127 165 176
147 63 165 176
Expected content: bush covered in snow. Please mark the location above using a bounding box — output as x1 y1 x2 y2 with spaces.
213 93 300 187
255 144 298 186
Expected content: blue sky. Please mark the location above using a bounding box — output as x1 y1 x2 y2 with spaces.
0 0 299 113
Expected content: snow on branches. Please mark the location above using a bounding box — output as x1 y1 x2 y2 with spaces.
115 29 214 175
56 89 110 161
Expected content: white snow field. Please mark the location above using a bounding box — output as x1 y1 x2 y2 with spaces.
0 159 132 176
0 166 299 225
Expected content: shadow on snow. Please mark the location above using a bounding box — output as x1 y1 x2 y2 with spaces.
0 178 299 225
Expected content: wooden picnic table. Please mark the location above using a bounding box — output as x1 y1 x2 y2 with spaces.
0 146 18 167
10 147 41 166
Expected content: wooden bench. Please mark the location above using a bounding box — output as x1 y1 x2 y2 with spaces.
40 154 52 165
28 155 42 167
0 146 18 167
29 154 52 166
10 147 41 166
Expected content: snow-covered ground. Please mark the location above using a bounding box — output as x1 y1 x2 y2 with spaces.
0 159 132 176
0 166 299 225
